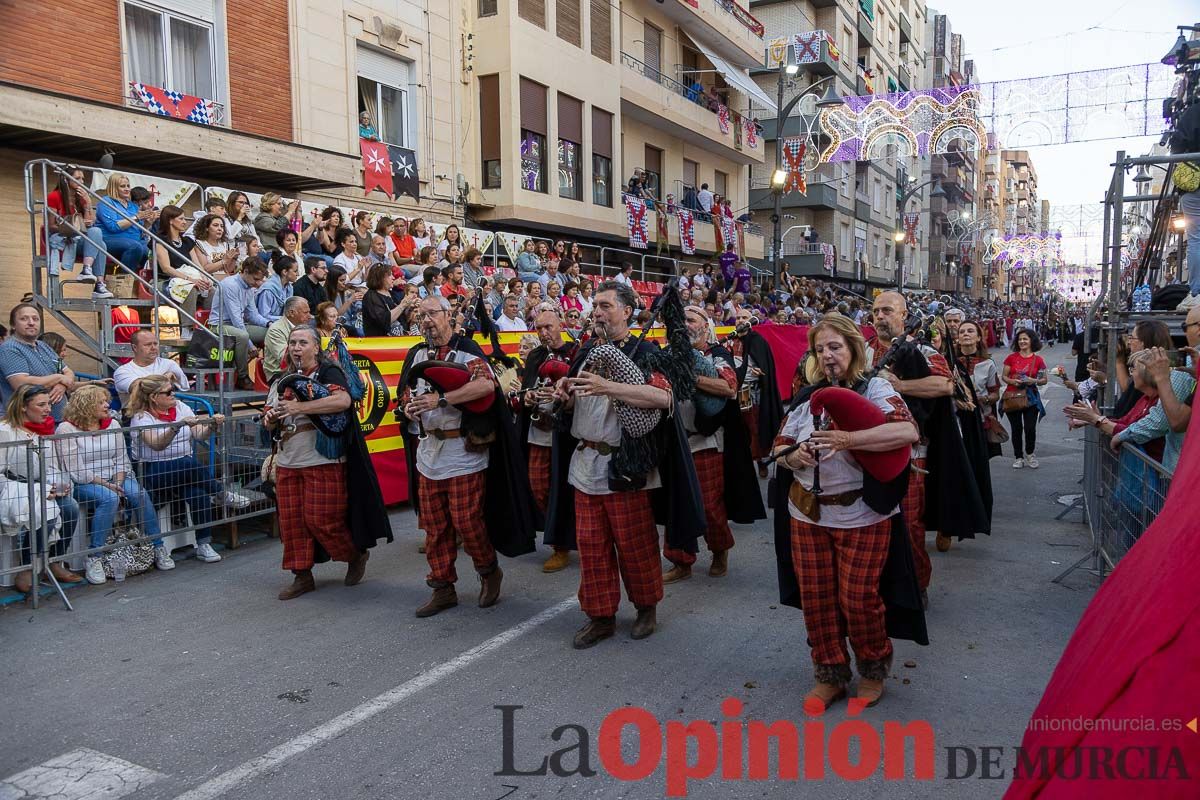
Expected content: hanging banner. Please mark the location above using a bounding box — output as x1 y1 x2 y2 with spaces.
677 210 696 255
717 104 731 134
903 211 920 243
744 118 759 149
821 243 835 272
782 138 807 194
713 215 724 252
655 206 670 255
767 38 788 67
495 232 526 261
130 82 216 125
722 217 739 256
793 31 823 65
625 196 649 249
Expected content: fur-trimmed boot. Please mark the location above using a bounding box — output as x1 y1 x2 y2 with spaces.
804 663 850 713
856 655 892 708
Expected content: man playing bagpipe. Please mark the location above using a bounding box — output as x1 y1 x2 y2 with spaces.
262 327 392 600
727 307 783 478
771 313 926 711
547 282 704 649
662 305 765 582
517 306 577 573
398 295 537 618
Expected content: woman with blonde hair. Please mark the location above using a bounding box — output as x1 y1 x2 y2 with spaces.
127 375 226 566
95 172 152 275
771 313 923 711
57 385 169 583
254 193 301 254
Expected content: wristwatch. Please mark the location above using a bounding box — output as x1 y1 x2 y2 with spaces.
437 393 448 409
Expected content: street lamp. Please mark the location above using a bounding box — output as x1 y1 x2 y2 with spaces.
770 69 844 279
894 178 946 290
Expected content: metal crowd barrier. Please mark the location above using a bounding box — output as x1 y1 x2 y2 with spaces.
1 416 273 610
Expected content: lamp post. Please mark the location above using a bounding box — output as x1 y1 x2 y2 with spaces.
893 177 945 290
770 68 843 281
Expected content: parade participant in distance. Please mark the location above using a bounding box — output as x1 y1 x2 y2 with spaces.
546 283 704 648
518 306 578 573
398 295 536 617
262 327 391 600
727 306 783 477
771 313 924 710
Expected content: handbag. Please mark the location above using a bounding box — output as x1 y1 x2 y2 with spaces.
983 414 1010 444
101 518 155 579
1001 390 1029 413
1173 161 1200 194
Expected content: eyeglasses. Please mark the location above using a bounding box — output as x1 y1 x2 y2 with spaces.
1184 321 1200 332
154 388 176 397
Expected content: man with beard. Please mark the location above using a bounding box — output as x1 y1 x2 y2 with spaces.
868 292 953 607
726 307 783 477
519 307 578 572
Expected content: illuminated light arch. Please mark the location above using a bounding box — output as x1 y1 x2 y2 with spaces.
862 127 918 160
928 122 986 154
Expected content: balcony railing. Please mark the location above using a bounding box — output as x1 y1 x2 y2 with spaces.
622 51 693 99
715 0 765 38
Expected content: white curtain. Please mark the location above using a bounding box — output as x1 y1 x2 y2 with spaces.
170 17 213 97
125 4 165 88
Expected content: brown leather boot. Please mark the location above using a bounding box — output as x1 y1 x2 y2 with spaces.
803 682 847 713
708 550 729 577
856 678 885 707
856 657 891 707
478 566 503 608
415 585 458 617
13 569 33 595
935 532 953 552
344 550 369 586
572 616 616 649
663 564 692 583
47 562 82 583
631 606 657 640
542 549 569 573
278 570 315 600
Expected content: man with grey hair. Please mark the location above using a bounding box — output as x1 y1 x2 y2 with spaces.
263 296 312 382
944 307 965 340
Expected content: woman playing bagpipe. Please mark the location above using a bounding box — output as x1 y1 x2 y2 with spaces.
262 327 392 601
770 313 927 711
545 281 704 649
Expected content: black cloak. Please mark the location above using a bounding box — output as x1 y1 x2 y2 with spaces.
396 334 537 558
543 336 706 553
694 342 766 525
951 355 995 522
735 330 783 453
889 344 991 540
771 380 928 645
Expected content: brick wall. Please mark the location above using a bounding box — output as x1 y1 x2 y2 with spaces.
0 2 124 104
227 0 294 140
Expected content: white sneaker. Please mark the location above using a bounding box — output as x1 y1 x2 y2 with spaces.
154 545 176 571
1025 454 1040 469
217 490 251 510
1176 293 1200 311
194 542 222 563
92 284 114 299
85 557 106 585
1012 458 1024 469
74 266 98 284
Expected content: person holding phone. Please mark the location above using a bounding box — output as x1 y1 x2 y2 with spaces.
1002 328 1048 469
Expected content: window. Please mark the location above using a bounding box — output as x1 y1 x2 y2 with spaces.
682 159 698 195
518 0 545 28
479 74 501 188
644 145 663 199
557 93 583 200
520 78 548 193
479 0 497 16
713 170 728 200
123 1 216 99
592 107 613 206
643 21 662 75
590 0 611 62
358 46 412 148
557 0 581 47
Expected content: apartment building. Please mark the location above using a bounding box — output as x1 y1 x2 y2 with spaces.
748 0 931 292
465 0 767 262
980 148 1047 301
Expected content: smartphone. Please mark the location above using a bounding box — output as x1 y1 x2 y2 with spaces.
1167 350 1186 368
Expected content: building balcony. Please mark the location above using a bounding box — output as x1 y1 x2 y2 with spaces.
620 52 763 165
749 181 840 212
781 244 835 277
792 32 841 78
855 198 871 222
857 12 874 49
655 0 765 68
899 13 912 43
898 63 912 90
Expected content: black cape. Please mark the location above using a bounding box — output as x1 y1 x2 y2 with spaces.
517 341 577 532
695 343 766 525
951 355 995 522
397 335 537 558
543 336 705 552
735 330 783 453
890 344 991 540
771 380 928 645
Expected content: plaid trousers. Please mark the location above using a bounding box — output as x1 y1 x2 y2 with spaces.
528 443 551 517
418 470 495 587
277 464 358 571
575 489 662 618
789 517 894 669
902 458 931 590
664 449 734 566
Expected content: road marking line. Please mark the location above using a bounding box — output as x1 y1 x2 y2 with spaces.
174 595 578 800
0 747 163 800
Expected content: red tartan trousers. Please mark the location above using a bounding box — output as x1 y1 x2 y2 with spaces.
575 489 662 618
902 457 931 590
418 470 495 587
742 406 765 461
277 464 358 571
528 444 551 517
664 449 734 566
789 517 894 669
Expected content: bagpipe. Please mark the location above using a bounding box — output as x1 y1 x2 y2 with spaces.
690 349 730 418
275 373 350 437
397 351 497 450
508 351 573 423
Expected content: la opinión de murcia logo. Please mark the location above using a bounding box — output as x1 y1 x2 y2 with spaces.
495 703 1193 796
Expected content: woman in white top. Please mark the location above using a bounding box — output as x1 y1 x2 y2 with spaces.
192 214 239 281
224 191 254 256
57 386 169 584
437 224 462 257
128 375 225 565
578 281 594 318
0 384 81 593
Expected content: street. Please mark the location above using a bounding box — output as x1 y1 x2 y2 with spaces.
0 356 1101 799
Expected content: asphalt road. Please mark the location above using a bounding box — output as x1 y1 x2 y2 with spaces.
0 348 1101 800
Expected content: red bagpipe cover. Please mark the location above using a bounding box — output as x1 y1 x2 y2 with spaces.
809 386 910 482
406 359 494 413
537 358 571 383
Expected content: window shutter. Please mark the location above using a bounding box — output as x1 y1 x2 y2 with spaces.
644 145 661 175
357 45 410 89
557 94 582 143
589 0 611 62
479 75 501 161
518 0 546 28
556 0 581 47
591 108 612 158
643 22 661 75
683 159 697 187
157 0 214 21
520 77 547 136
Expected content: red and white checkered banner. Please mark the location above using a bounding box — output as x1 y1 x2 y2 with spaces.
821 243 836 272
677 210 696 255
717 104 730 134
782 138 807 194
130 82 216 124
902 212 920 244
722 217 739 255
744 117 759 149
625 195 649 249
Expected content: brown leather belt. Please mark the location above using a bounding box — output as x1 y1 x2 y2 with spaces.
578 439 617 456
788 482 862 523
279 422 315 444
427 427 462 440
